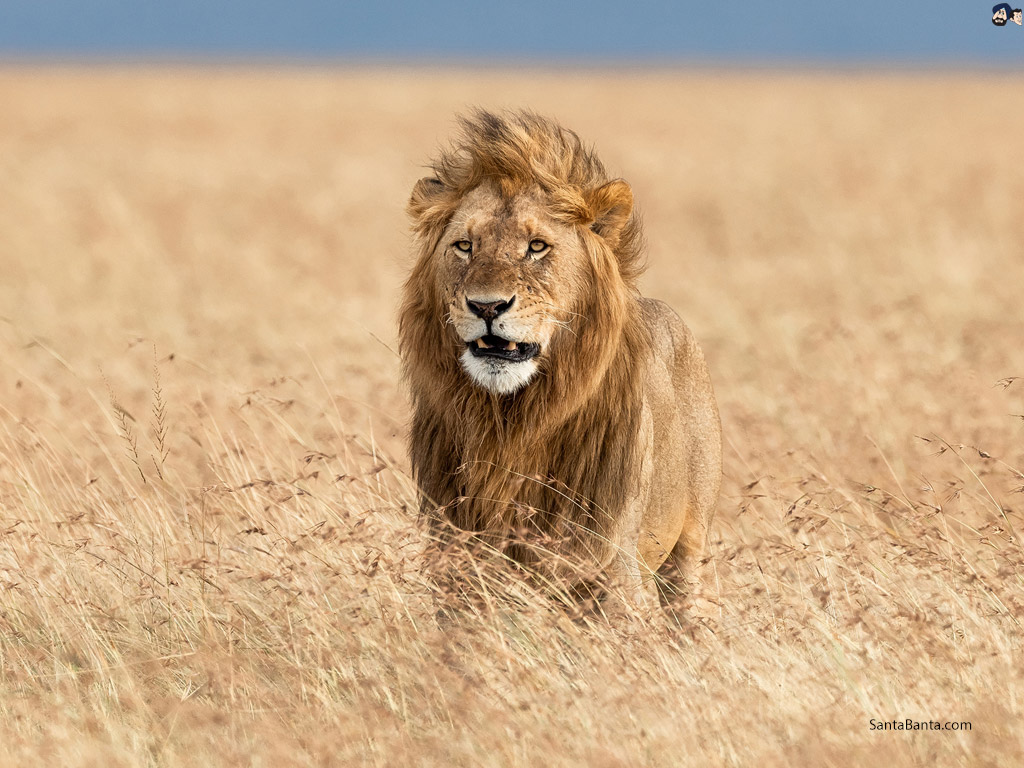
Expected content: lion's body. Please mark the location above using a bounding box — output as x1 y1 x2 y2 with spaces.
399 110 721 606
633 298 721 586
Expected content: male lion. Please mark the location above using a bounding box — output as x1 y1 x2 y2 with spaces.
399 110 721 608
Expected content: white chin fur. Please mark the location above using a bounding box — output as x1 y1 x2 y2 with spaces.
460 349 538 395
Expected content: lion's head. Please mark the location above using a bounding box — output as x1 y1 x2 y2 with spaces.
437 183 594 395
400 110 645 406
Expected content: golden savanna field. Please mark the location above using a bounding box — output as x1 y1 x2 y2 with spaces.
1 68 1022 765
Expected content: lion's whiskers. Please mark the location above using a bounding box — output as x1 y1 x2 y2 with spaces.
537 300 585 321
542 314 577 338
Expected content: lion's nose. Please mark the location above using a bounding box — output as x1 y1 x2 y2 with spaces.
466 295 515 321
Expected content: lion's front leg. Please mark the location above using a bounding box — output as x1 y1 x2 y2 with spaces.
600 403 657 616
603 547 658 613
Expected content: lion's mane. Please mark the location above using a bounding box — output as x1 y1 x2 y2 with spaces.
399 110 652 564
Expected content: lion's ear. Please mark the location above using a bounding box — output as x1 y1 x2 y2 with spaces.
408 177 447 222
587 180 633 247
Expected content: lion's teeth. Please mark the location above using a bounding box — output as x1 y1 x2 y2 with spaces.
506 341 517 351
476 338 487 348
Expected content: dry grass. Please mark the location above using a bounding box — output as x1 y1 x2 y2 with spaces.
1 67 1022 766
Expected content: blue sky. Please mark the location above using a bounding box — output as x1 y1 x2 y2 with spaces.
1 1 1021 63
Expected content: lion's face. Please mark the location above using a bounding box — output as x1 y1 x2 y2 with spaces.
434 184 590 396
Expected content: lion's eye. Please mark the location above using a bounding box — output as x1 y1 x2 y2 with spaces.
454 240 472 254
528 239 549 255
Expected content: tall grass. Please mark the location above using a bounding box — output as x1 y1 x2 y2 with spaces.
0 68 1021 765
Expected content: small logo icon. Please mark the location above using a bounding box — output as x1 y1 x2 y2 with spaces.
993 3 1023 25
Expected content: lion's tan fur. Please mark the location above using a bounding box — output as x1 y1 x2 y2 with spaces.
399 110 722 602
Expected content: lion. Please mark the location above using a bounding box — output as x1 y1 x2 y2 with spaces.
399 109 722 608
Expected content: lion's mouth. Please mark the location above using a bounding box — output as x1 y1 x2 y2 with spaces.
467 334 540 363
